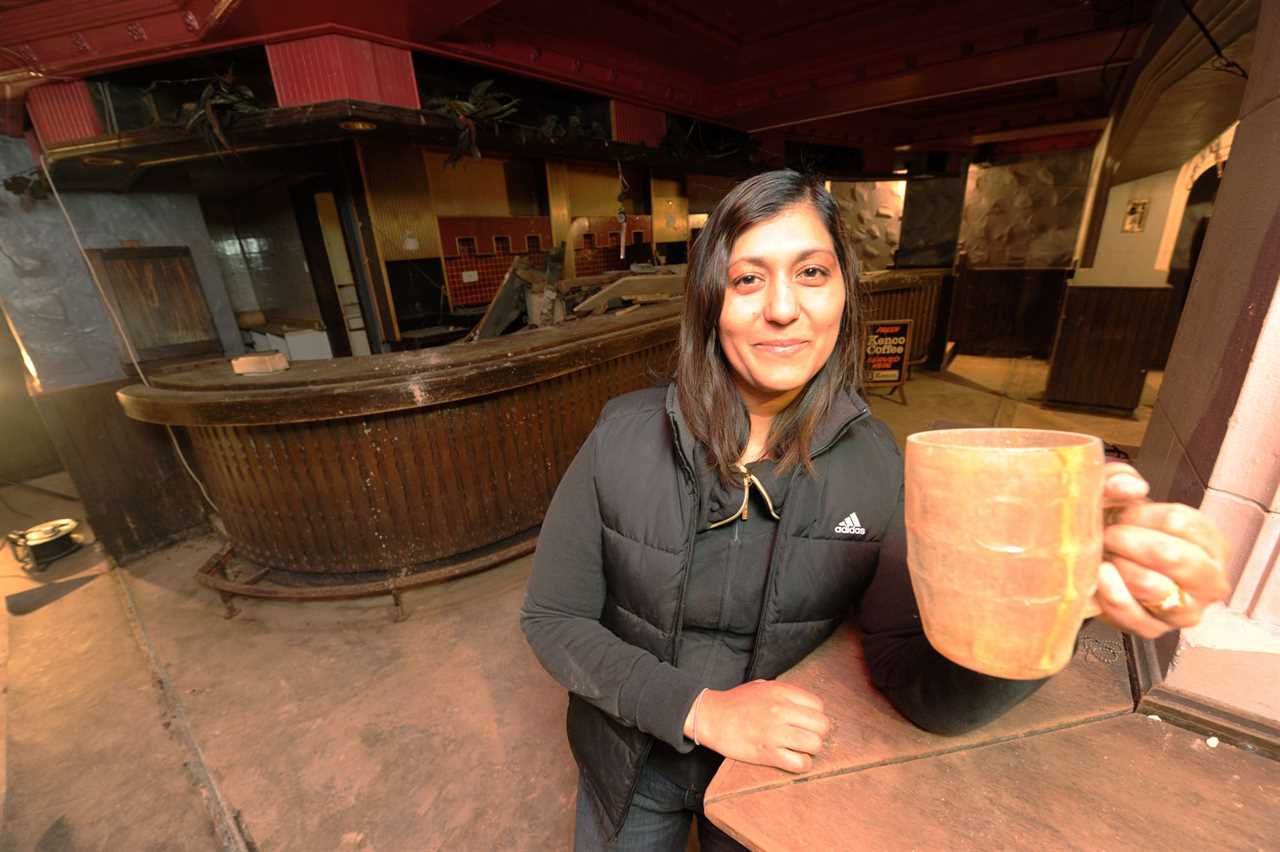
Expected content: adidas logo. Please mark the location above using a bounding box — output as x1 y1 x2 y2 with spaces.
834 511 866 536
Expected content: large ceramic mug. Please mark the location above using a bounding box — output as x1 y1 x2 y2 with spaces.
904 428 1105 680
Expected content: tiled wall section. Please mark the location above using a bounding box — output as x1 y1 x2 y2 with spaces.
573 216 652 277
438 216 660 305
439 217 554 306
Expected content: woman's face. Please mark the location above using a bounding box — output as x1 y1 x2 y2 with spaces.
718 202 846 410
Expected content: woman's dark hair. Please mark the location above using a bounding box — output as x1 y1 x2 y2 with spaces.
676 169 861 484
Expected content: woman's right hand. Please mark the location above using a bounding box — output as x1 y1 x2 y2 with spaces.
687 680 831 772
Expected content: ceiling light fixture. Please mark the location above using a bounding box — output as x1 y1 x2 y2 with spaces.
338 120 377 132
82 156 125 166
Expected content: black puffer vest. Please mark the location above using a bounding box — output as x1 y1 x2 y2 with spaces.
572 384 904 840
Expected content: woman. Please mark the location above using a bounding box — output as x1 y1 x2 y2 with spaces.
521 171 1227 851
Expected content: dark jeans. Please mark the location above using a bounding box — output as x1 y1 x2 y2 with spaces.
573 763 747 851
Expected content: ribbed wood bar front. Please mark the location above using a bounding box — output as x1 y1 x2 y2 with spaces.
117 304 680 574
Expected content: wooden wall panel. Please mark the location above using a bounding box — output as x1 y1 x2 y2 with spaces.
425 152 510 218
687 173 738 213
951 265 1069 358
1046 285 1171 412
545 160 574 277
358 141 442 261
86 247 222 362
651 174 690 243
566 161 638 216
33 380 206 563
315 193 356 286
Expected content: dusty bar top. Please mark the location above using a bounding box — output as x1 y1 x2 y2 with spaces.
117 301 681 427
111 300 681 574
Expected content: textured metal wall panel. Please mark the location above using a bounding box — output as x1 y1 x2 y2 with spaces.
26 81 102 146
268 35 418 109
832 180 905 272
611 100 667 147
959 149 1091 267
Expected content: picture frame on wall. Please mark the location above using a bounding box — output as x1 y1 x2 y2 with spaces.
1122 199 1149 233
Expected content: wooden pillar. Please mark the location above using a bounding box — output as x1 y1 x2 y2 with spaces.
545 160 575 278
1135 0 1280 732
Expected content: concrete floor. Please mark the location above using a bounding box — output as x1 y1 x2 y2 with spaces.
0 357 1168 850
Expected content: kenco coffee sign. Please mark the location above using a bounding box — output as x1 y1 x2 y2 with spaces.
863 319 912 386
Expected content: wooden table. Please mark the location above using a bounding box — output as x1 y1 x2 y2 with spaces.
705 621 1280 850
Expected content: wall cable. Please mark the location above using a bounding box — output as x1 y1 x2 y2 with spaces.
1178 0 1249 79
37 157 221 516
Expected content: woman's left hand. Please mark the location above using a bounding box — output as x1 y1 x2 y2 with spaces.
1089 462 1230 639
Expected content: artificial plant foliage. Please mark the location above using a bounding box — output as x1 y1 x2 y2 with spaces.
143 68 262 154
422 80 521 166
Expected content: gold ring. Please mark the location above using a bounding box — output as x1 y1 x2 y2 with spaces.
1142 587 1193 615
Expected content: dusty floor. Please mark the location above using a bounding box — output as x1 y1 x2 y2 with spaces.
0 357 1174 850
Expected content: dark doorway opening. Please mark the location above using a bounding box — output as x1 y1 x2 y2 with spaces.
1156 165 1224 368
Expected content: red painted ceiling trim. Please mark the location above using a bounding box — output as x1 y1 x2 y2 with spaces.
0 1 241 80
26 79 103 147
267 34 419 110
611 100 666 148
1 0 242 136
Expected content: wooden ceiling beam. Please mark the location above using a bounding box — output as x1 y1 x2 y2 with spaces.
725 26 1143 133
904 118 1110 151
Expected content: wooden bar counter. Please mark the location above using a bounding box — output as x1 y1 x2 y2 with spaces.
117 303 680 575
705 620 1279 849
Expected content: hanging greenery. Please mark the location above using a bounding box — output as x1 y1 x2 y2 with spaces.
422 80 521 166
526 107 608 147
142 68 262 155
1 169 51 211
660 115 756 162
423 80 610 165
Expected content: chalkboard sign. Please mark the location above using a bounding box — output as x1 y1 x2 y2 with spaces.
863 319 912 402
